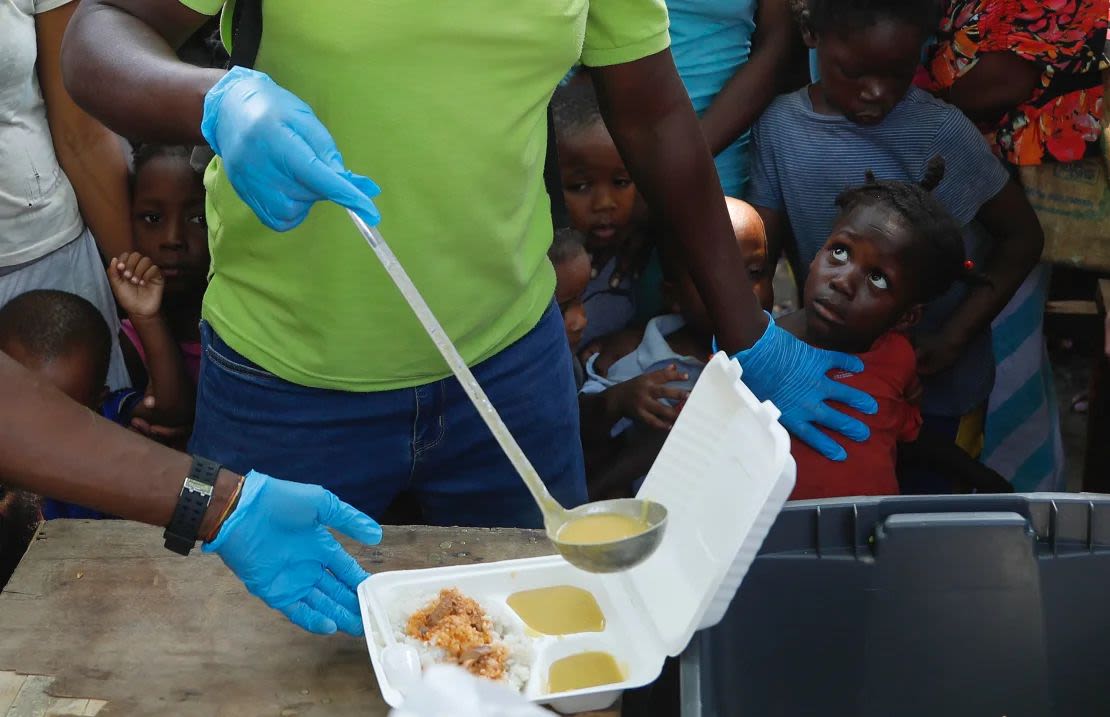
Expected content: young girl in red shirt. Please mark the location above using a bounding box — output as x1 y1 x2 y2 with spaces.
779 158 1010 498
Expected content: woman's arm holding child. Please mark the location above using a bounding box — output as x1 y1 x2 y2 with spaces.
916 181 1044 375
108 253 195 427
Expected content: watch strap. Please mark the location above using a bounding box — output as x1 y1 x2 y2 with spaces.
163 456 220 556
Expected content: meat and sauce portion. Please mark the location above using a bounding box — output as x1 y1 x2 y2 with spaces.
405 588 508 680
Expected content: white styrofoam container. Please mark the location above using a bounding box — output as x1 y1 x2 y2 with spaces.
359 352 796 713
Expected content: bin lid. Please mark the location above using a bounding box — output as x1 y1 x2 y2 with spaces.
627 352 796 656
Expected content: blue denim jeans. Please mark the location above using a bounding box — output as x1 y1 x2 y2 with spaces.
189 303 587 528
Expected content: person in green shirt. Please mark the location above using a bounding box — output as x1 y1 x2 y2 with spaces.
62 0 879 529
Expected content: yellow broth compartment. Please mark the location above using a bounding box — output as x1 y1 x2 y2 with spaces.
506 585 605 636
544 646 629 695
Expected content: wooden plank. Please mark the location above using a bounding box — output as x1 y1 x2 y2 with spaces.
0 522 559 717
0 672 25 715
1096 279 1110 314
1045 300 1100 316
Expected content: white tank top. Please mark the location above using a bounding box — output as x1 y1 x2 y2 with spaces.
0 0 83 267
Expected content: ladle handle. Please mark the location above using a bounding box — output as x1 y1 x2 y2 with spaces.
348 210 564 521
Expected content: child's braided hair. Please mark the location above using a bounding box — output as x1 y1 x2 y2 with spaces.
834 156 986 302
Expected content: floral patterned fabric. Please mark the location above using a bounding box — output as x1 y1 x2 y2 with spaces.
916 0 1109 165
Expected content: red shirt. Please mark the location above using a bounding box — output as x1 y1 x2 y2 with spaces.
790 332 922 500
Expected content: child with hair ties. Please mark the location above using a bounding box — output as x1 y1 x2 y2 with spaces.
750 0 1044 491
778 161 1010 498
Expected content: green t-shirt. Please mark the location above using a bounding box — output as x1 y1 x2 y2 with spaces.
181 0 670 391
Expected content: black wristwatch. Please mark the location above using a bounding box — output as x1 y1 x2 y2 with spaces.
163 456 221 556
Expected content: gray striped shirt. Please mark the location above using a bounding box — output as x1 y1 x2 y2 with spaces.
747 86 1011 416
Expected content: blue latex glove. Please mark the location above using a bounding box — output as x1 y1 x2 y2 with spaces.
731 313 879 461
201 66 381 231
203 470 383 636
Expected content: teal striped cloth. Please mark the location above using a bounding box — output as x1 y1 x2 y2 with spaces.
982 265 1065 492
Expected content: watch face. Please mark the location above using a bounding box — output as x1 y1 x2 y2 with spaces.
183 477 214 496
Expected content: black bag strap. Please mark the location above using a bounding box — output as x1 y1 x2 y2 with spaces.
228 0 263 69
224 0 566 227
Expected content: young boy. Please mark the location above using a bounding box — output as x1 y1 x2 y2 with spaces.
548 228 591 388
748 0 1044 491
549 228 590 353
0 290 120 521
579 198 773 497
0 290 113 410
552 79 642 349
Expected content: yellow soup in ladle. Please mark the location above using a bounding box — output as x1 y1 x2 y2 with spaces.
557 513 649 544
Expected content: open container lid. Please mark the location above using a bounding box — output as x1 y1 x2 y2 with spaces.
621 352 796 657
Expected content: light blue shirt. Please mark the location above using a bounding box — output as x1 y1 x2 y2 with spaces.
667 0 757 197
581 314 705 437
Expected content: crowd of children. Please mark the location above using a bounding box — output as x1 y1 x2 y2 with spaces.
0 142 209 580
4 0 1105 585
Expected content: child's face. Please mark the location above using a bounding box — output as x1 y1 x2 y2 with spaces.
554 251 591 349
808 18 924 126
803 204 923 353
664 200 774 338
132 156 210 303
558 123 637 250
3 341 104 409
726 198 774 312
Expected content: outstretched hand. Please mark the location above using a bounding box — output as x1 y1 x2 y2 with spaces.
204 471 383 636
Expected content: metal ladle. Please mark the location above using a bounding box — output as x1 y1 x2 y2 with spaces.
348 210 667 573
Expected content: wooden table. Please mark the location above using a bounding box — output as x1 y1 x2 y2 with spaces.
0 520 617 716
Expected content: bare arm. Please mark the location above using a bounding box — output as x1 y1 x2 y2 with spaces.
941 52 1041 126
0 352 234 537
700 0 800 156
590 51 767 352
944 181 1044 346
62 0 221 143
127 314 196 426
36 3 131 258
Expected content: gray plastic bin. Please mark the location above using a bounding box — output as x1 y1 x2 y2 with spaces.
681 493 1110 717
